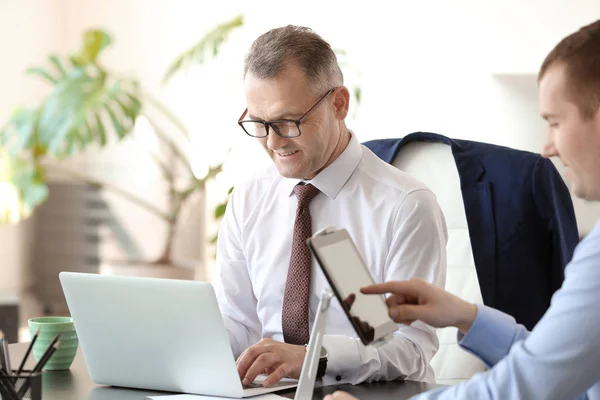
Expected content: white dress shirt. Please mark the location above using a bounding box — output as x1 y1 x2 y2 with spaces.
213 132 448 385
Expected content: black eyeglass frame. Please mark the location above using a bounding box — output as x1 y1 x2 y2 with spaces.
237 88 336 138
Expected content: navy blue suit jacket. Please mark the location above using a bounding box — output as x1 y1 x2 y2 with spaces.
364 132 579 330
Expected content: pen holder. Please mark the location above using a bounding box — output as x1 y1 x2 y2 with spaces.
0 370 42 400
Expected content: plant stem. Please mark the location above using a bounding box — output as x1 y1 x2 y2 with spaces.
141 90 190 141
155 216 177 264
155 142 178 265
144 115 196 178
154 180 204 265
46 163 172 223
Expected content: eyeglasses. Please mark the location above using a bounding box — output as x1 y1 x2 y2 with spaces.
238 88 335 138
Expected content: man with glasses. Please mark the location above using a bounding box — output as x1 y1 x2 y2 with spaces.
213 25 447 388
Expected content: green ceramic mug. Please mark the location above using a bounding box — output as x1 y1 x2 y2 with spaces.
27 317 78 371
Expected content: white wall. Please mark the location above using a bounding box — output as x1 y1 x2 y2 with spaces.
0 0 67 291
1 1 600 290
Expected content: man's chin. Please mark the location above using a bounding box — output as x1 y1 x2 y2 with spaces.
278 170 303 179
578 190 600 202
273 163 304 179
571 183 599 202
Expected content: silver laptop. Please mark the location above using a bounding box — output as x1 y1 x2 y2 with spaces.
59 272 297 398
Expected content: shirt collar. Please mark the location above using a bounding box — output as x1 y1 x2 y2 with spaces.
282 131 362 199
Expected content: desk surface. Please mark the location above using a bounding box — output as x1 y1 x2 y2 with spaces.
9 342 444 400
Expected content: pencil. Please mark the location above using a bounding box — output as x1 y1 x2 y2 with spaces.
0 331 11 375
0 379 12 400
0 380 19 400
16 328 39 375
32 333 60 374
32 339 60 373
0 367 14 399
14 333 60 398
0 368 20 400
17 340 60 398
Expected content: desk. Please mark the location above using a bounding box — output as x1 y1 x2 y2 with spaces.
9 343 445 399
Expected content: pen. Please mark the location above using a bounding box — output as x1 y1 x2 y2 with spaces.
16 328 39 375
0 331 11 374
17 340 60 398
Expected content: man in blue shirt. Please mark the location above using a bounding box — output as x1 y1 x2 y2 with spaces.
325 18 600 400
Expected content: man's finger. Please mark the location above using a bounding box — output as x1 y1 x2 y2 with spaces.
263 363 293 387
236 349 248 378
361 279 424 296
325 391 358 400
389 304 423 324
243 352 281 386
343 293 356 309
385 294 406 307
237 345 271 381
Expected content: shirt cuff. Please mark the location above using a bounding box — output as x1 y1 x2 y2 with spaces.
457 304 518 367
321 334 361 386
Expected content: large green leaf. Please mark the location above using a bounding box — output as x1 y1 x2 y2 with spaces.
24 54 69 84
0 28 144 224
214 203 227 219
162 14 244 84
48 55 68 78
0 108 41 155
0 29 143 158
25 67 58 84
70 30 112 66
4 57 142 158
92 112 107 146
0 154 48 223
37 64 141 157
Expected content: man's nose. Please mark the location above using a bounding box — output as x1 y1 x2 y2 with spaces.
267 130 289 150
541 131 558 158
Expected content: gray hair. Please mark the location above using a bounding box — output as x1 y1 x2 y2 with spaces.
244 25 343 93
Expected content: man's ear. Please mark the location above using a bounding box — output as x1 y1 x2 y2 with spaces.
332 86 350 120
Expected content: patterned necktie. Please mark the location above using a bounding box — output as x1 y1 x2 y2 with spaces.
282 183 321 345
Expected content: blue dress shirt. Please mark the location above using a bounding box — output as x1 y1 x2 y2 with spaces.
412 220 600 400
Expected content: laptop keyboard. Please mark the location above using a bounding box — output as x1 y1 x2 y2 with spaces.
243 382 263 389
243 380 291 390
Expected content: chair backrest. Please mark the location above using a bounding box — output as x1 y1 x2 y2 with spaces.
391 141 486 385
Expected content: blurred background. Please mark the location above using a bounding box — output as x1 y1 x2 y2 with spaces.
0 0 599 343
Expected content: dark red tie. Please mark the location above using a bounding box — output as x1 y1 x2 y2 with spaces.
282 183 321 345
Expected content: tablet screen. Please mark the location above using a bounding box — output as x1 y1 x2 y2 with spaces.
318 239 393 342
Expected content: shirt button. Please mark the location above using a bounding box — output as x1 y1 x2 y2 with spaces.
336 375 342 382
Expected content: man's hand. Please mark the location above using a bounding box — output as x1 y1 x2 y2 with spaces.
343 293 356 310
361 278 478 334
324 391 359 400
236 338 306 388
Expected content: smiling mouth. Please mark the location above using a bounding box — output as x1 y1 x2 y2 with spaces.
276 150 299 157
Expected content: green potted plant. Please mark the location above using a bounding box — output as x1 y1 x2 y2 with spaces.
0 15 244 279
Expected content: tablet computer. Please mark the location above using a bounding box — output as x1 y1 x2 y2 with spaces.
307 227 397 346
